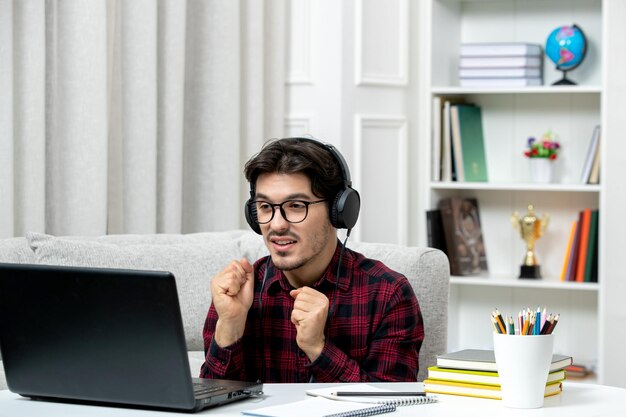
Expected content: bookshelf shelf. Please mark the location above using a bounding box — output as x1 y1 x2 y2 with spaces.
449 276 599 291
430 182 601 193
431 86 602 95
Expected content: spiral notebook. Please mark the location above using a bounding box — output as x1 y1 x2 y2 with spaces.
241 397 396 417
306 384 438 406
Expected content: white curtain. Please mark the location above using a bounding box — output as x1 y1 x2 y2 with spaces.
0 0 286 238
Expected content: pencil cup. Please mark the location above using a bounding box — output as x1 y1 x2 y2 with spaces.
493 333 554 409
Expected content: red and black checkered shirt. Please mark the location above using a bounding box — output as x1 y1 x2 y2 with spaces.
200 242 424 382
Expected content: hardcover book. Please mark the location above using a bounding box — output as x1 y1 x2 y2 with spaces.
426 209 448 255
459 67 542 78
450 104 488 182
436 349 573 373
427 366 566 387
460 42 543 57
437 197 488 276
459 77 542 87
459 56 542 68
580 125 601 183
423 379 562 400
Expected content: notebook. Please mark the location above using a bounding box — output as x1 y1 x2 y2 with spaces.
0 263 263 412
242 396 396 417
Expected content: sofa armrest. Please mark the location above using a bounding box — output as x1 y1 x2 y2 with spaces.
349 242 450 382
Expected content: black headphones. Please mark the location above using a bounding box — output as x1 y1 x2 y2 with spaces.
244 137 360 234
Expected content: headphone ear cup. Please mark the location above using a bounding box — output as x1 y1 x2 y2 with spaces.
329 192 341 228
244 200 262 234
330 188 360 230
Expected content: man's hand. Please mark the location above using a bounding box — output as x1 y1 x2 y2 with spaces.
289 287 329 361
211 259 255 347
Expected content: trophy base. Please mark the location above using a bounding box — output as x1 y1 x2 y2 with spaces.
519 265 541 279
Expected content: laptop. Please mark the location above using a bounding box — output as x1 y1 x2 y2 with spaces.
0 263 263 412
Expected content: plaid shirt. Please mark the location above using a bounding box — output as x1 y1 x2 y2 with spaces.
200 242 424 383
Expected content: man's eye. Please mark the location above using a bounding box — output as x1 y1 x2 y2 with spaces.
288 201 306 210
257 203 272 211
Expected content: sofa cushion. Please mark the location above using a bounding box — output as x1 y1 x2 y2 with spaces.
0 237 37 264
26 232 242 352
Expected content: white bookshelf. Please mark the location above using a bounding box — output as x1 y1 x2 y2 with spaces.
418 0 614 384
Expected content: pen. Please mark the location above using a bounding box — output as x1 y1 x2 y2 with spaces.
334 392 426 397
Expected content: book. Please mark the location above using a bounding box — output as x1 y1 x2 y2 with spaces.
580 125 601 183
564 363 591 378
423 379 562 400
306 384 438 406
242 397 396 417
584 209 599 282
588 130 602 184
436 349 573 372
575 209 592 282
459 67 542 78
427 366 566 387
565 213 583 282
442 100 453 182
439 98 466 182
460 77 542 87
449 105 465 181
460 43 543 57
426 209 448 255
437 197 488 276
590 211 599 283
459 56 542 68
560 220 578 281
431 96 442 181
452 104 488 182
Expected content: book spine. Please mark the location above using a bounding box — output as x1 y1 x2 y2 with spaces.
583 210 599 282
450 105 465 182
438 198 459 276
560 221 577 281
432 96 442 182
565 218 581 282
575 209 592 282
588 129 602 184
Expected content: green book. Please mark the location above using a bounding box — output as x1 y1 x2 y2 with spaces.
454 104 488 182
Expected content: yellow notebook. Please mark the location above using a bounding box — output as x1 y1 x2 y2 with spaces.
423 379 562 400
427 366 566 387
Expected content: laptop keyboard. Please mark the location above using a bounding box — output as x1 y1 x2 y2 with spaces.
193 383 227 398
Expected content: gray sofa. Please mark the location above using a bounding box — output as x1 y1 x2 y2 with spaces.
0 230 449 390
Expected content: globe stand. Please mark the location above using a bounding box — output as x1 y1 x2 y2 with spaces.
552 70 577 86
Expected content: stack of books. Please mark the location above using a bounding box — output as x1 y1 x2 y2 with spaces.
459 43 544 87
424 349 571 400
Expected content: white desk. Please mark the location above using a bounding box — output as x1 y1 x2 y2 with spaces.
1 382 625 416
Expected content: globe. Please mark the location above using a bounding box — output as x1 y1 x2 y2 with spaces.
545 24 587 85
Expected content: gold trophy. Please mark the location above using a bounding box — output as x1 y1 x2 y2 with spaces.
511 204 550 279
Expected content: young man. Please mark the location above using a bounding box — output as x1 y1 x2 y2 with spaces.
200 137 423 382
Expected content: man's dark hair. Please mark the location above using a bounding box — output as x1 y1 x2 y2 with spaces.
244 138 344 203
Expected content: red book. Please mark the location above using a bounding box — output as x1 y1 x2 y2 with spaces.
575 209 592 282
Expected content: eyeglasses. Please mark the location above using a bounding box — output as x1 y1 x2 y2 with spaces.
250 199 326 224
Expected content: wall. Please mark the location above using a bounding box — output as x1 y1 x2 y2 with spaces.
285 0 421 245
